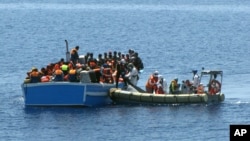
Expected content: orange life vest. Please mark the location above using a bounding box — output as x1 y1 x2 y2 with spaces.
55 69 63 75
145 75 158 89
41 75 50 82
197 85 204 94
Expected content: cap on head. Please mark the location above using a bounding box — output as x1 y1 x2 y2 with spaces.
153 71 159 77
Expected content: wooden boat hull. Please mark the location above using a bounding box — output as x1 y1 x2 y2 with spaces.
21 82 122 107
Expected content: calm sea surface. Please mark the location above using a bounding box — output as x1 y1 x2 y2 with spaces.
1 0 250 140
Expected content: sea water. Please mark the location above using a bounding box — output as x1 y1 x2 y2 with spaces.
1 0 250 140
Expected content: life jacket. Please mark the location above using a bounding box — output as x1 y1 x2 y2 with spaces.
68 69 77 82
54 69 63 81
30 71 41 83
169 80 178 93
61 64 68 71
41 75 50 82
145 75 158 89
102 68 113 83
196 85 204 94
155 85 164 94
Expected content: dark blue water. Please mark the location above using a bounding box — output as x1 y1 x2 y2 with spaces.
1 0 250 140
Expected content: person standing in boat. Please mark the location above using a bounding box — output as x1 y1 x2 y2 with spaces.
70 46 79 66
125 63 139 86
131 52 144 73
115 59 128 89
145 71 159 93
192 70 200 88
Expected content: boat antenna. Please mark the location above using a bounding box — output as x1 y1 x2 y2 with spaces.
65 40 70 62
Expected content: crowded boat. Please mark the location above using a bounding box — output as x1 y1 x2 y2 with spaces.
22 40 224 106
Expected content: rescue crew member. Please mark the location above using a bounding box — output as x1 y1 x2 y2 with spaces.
192 70 200 88
196 83 205 94
145 71 159 93
169 77 180 94
155 75 167 94
125 63 139 86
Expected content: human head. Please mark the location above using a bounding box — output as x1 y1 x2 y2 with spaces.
75 46 79 50
153 71 159 77
120 59 126 64
192 70 197 74
127 63 134 70
174 77 178 82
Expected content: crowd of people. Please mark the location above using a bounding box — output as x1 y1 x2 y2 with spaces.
25 46 144 89
144 70 201 95
144 69 221 95
25 45 221 95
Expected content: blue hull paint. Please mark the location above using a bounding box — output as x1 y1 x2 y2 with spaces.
21 82 121 107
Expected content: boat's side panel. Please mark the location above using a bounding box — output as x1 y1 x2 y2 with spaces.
22 83 85 106
84 83 115 106
109 88 213 104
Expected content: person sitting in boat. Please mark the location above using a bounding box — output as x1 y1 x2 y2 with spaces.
181 80 192 94
196 83 205 94
115 59 128 89
208 74 221 95
68 65 78 82
61 62 69 76
125 63 139 86
169 77 180 94
53 64 64 81
29 67 42 83
70 46 79 65
155 75 167 94
145 71 159 93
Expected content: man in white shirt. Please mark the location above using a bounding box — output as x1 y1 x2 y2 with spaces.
192 70 200 88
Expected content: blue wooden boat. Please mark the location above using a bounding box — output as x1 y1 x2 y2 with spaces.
21 40 123 107
22 82 122 107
